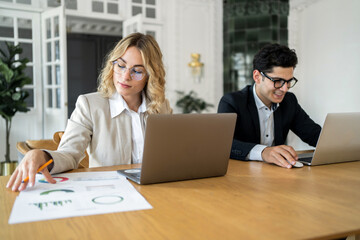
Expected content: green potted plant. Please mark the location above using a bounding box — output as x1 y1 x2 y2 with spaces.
176 90 214 113
0 42 31 176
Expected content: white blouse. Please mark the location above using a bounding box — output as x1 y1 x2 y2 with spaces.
109 92 147 164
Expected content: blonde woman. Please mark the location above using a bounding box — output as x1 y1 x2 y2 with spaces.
7 33 172 191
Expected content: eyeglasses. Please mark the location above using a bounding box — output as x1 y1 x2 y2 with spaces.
112 60 147 81
260 71 298 89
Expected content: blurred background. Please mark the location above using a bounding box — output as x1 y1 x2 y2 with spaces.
0 0 359 161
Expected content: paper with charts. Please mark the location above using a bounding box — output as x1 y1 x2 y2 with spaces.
8 171 152 224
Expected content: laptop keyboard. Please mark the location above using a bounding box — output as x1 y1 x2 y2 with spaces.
298 152 314 164
299 157 312 164
117 168 142 180
129 172 141 178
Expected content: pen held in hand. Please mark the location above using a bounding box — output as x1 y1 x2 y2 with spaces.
21 159 53 183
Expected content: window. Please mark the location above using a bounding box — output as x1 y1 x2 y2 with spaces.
131 0 157 19
65 0 77 10
91 0 119 15
44 15 62 109
223 0 289 93
0 15 35 107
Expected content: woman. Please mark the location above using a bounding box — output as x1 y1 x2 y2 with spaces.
7 33 172 191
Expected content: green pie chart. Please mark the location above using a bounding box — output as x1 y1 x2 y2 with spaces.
40 189 74 195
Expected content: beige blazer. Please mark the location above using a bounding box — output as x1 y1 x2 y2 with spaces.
47 92 172 174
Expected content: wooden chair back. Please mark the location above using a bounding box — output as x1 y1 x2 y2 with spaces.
53 131 89 168
16 131 89 169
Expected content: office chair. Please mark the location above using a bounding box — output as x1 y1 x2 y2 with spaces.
16 131 89 168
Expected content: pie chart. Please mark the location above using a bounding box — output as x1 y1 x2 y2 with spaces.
40 189 74 195
38 177 69 183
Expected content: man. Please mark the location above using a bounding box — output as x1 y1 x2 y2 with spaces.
218 44 321 168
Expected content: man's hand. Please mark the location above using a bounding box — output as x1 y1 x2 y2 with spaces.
261 145 298 168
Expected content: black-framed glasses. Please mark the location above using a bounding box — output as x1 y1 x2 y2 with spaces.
112 60 148 81
260 71 298 89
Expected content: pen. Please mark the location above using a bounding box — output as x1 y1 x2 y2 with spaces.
21 159 53 183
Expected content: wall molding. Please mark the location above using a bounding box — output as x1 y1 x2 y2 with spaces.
66 16 122 36
289 0 323 12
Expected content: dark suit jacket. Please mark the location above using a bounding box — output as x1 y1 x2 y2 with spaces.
217 85 321 160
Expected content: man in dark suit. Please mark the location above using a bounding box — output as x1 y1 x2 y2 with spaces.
218 44 321 168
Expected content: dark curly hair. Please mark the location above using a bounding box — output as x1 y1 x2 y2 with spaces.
253 44 298 73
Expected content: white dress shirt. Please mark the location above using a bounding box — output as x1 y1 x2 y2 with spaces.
109 92 147 164
247 85 279 161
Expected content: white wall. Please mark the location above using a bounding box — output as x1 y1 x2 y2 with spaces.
161 0 223 113
287 0 360 150
0 0 223 161
6 0 358 159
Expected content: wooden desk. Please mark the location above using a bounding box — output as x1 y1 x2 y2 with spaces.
1 160 360 240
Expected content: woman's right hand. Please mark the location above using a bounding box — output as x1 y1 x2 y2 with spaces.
6 149 56 192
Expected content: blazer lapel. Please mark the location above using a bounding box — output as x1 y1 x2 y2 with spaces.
274 107 284 145
248 86 261 142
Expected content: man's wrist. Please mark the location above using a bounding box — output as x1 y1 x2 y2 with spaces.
248 145 267 161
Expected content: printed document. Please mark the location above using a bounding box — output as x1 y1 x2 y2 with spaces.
8 171 152 224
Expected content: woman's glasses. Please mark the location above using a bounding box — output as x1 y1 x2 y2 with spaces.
112 60 147 81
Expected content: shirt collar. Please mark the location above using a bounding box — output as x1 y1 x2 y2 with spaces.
109 92 147 118
253 84 279 111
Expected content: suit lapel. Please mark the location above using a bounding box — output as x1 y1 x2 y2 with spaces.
248 86 261 142
274 107 283 145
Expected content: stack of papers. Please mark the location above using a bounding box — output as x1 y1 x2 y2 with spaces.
9 171 152 224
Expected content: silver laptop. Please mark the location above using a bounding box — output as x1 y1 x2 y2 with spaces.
117 113 237 184
298 112 360 166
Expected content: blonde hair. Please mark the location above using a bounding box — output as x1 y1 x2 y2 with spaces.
98 33 166 114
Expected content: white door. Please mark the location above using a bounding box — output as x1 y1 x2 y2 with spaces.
41 6 68 138
123 13 143 36
122 13 162 48
143 24 162 48
0 7 42 160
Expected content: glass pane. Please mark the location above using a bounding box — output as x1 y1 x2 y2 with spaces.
146 7 155 18
55 40 60 61
24 88 34 108
46 18 51 39
259 29 271 42
65 0 77 10
16 0 31 4
55 65 61 84
48 89 53 108
54 16 59 37
132 0 142 3
47 42 52 61
0 41 14 57
47 0 60 7
146 0 155 5
56 88 61 108
131 22 138 32
132 6 142 16
47 66 52 84
24 66 33 84
0 16 14 38
19 42 32 62
126 26 131 34
18 18 32 39
92 1 104 13
146 31 155 38
0 0 12 2
108 3 118 14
